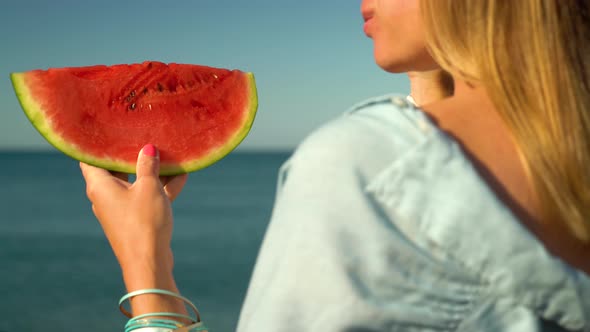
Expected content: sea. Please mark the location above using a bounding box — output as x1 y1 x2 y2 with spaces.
0 151 291 332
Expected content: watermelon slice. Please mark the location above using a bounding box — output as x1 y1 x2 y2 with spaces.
10 61 258 175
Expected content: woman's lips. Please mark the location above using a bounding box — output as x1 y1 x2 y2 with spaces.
363 17 374 37
361 6 374 37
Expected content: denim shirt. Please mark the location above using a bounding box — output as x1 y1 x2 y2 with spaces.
237 94 590 331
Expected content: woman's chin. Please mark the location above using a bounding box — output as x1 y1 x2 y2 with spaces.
374 56 411 73
374 52 440 74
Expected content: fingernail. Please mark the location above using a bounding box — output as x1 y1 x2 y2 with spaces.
143 144 157 157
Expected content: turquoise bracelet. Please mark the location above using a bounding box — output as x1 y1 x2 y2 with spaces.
126 321 209 332
127 322 177 332
126 324 208 332
119 289 202 322
125 318 184 332
126 312 196 325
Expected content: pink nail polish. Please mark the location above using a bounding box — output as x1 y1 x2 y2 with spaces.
143 144 157 157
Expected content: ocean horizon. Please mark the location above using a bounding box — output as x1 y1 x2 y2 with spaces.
0 150 292 332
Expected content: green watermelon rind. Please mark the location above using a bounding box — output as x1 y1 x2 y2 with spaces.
10 71 258 176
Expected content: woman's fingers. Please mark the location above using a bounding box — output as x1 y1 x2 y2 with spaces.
163 174 189 202
80 162 111 181
80 162 128 202
80 162 114 200
135 144 160 181
110 171 129 183
160 176 171 186
82 144 186 203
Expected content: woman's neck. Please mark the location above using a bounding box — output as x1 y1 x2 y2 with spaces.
407 70 453 106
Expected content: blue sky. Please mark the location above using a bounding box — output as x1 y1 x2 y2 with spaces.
0 0 409 151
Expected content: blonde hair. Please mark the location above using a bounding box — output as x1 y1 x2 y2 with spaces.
421 1 590 242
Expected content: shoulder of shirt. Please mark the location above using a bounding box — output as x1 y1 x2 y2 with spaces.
296 92 427 155
281 93 432 179
342 93 429 136
345 93 416 114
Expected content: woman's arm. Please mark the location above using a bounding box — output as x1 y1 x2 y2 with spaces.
80 144 190 321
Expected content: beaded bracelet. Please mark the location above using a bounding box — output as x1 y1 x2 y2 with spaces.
119 289 202 322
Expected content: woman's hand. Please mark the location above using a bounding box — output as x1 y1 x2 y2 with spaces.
80 144 189 317
80 144 187 271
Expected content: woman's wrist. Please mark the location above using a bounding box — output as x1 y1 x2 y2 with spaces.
119 248 189 319
123 261 190 323
121 247 175 291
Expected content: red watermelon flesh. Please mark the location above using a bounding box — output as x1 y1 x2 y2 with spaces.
10 61 258 175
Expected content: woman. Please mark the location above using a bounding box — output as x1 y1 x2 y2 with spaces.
81 0 590 331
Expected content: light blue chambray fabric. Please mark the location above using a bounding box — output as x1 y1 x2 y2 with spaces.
237 94 590 332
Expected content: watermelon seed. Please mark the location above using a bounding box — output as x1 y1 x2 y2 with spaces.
143 88 148 94
157 83 164 92
148 104 152 110
148 62 153 69
130 103 136 110
213 74 218 79
130 90 136 97
125 96 132 102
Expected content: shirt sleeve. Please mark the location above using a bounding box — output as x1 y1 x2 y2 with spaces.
236 117 378 330
236 111 478 331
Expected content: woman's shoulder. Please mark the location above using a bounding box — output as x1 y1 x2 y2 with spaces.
284 95 590 331
284 93 436 179
324 93 432 144
241 94 590 332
